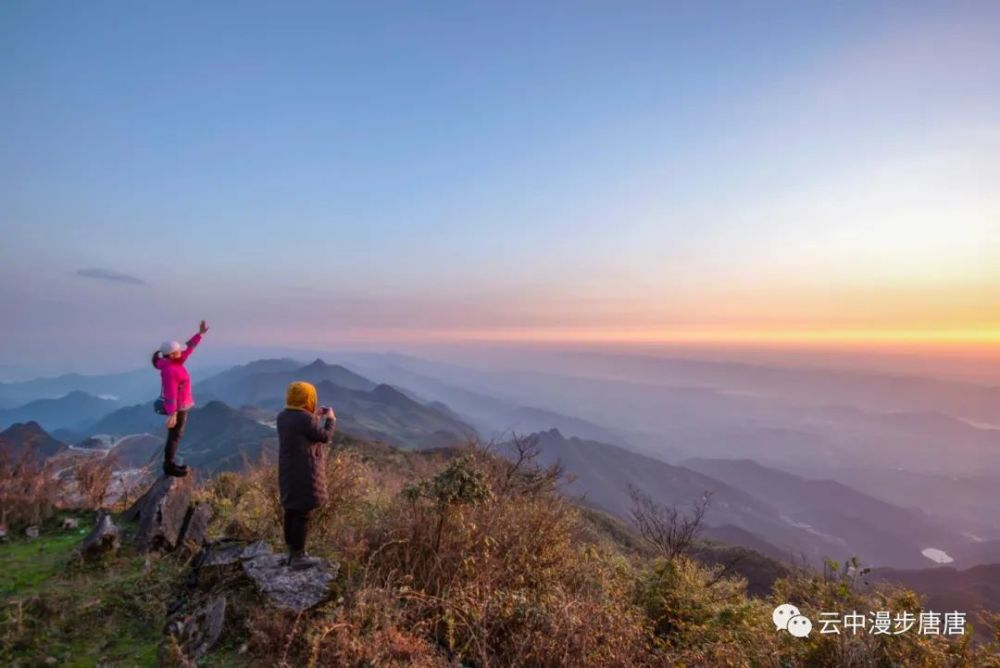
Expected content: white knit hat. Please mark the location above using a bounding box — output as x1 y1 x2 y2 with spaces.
160 341 182 356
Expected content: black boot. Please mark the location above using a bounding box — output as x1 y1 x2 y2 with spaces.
164 461 188 477
285 548 322 571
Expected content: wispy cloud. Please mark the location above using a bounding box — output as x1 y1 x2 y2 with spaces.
76 268 147 286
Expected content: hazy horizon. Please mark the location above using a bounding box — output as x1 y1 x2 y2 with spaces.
5 340 1000 390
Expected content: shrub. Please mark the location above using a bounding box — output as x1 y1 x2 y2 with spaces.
0 449 62 529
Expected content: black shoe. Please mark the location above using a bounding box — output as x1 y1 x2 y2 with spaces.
164 462 188 477
285 549 322 571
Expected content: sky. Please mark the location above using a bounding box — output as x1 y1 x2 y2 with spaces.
1 1 999 374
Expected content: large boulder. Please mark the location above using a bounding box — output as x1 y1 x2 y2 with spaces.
124 475 194 552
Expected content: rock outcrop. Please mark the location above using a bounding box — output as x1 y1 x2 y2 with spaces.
124 475 211 553
242 549 338 612
194 539 339 612
177 503 212 550
160 539 339 665
161 595 226 666
80 511 120 559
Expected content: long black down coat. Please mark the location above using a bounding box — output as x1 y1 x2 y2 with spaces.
277 409 337 512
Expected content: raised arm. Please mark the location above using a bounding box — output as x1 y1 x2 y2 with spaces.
180 320 209 362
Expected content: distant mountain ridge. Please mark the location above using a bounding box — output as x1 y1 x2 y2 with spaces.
0 391 123 433
261 380 477 449
683 457 966 569
519 429 846 565
196 358 474 450
0 421 66 461
199 358 376 406
50 358 476 464
86 402 164 437
172 401 277 472
340 354 644 446
0 368 154 406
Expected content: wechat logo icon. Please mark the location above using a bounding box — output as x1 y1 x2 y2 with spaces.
773 603 812 638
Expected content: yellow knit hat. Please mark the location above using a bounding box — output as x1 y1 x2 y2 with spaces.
285 381 317 413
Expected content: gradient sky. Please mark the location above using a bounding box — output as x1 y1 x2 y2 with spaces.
2 1 999 373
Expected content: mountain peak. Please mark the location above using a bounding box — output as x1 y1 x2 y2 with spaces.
370 384 416 407
1 420 48 436
304 358 329 370
62 389 98 399
0 420 65 460
199 400 239 416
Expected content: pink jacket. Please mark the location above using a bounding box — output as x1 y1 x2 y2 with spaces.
153 333 202 415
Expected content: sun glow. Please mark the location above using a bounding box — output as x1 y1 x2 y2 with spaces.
435 327 1000 347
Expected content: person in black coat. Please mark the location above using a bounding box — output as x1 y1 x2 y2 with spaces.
277 380 336 570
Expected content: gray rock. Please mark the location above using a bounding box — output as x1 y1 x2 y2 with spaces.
125 476 193 552
196 539 270 570
195 539 338 611
62 517 80 530
177 503 212 550
25 525 39 538
242 551 338 612
241 540 271 560
165 595 226 661
80 512 120 558
197 540 247 569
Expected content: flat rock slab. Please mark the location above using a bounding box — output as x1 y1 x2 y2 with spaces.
242 552 338 612
197 540 271 569
189 540 338 612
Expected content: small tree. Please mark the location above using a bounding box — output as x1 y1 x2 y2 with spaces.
403 454 493 554
72 453 117 510
628 485 711 560
495 433 565 497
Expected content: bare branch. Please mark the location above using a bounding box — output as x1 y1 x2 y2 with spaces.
628 485 712 560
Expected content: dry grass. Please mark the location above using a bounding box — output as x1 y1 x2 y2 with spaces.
0 450 63 530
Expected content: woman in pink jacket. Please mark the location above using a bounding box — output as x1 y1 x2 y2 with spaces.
152 320 209 477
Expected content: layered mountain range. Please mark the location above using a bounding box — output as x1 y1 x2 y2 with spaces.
2 353 998 620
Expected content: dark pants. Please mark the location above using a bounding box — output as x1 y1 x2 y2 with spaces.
283 508 311 552
164 410 189 466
